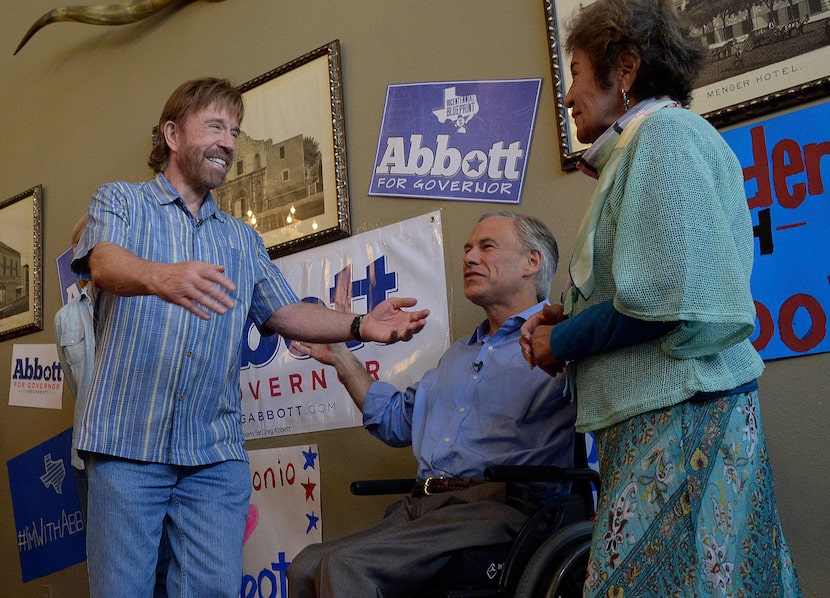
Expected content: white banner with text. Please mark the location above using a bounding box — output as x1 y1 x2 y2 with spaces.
240 211 450 439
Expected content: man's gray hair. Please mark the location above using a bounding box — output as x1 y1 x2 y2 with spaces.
479 212 559 301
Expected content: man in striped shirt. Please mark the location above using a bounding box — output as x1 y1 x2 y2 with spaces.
71 77 429 598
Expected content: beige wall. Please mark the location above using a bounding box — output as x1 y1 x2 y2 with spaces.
1 1 827 596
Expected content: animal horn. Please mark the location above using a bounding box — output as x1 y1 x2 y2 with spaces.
14 0 191 55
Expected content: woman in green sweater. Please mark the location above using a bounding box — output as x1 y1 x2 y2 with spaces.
521 0 801 595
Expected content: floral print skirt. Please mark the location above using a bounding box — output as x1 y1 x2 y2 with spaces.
583 391 801 597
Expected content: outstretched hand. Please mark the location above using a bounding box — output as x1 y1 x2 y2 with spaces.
88 242 236 320
290 340 346 365
362 297 430 343
290 339 374 411
152 261 236 320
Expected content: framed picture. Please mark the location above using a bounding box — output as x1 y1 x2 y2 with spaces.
0 185 43 342
213 40 351 258
543 0 830 171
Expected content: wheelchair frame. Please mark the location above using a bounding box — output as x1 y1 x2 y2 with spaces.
441 464 598 598
350 436 600 598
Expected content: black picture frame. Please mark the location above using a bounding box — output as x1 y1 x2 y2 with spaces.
213 40 351 258
543 0 830 171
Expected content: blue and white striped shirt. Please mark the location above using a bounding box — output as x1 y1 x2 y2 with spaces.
72 173 298 465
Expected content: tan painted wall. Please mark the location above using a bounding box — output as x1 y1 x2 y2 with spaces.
1 1 827 596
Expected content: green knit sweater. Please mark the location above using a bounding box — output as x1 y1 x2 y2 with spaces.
572 107 764 433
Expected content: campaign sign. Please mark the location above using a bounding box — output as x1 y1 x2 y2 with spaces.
9 344 63 410
720 100 830 360
7 428 86 581
369 79 542 204
239 211 450 439
241 445 322 598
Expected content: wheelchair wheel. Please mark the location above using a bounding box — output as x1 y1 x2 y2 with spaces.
513 520 593 598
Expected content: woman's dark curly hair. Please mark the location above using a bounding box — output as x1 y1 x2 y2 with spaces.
565 0 704 106
148 77 244 174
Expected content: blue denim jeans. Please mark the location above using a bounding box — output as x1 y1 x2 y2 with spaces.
86 454 251 598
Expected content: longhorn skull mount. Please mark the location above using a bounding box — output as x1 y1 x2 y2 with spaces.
14 0 227 55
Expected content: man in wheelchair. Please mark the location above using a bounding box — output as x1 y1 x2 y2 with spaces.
287 212 577 597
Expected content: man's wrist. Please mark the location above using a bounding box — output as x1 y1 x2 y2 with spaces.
351 314 365 341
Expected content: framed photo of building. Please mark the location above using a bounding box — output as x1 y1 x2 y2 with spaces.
0 185 43 342
213 40 351 258
543 0 830 170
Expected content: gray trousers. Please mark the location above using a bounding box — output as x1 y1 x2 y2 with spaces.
286 482 529 597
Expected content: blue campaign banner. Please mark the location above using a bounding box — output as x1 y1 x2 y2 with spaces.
369 79 542 204
6 428 86 582
720 100 830 361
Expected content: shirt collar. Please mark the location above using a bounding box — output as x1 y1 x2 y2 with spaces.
151 172 226 223
467 300 550 345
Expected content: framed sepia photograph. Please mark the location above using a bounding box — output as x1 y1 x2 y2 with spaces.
0 185 43 342
213 40 351 258
543 0 830 171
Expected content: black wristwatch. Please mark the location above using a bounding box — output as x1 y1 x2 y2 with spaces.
351 314 364 341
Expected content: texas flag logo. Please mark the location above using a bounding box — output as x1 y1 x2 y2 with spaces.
432 87 479 133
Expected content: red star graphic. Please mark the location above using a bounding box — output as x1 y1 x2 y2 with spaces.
302 478 317 501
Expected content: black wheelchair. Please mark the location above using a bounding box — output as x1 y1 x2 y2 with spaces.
350 436 599 598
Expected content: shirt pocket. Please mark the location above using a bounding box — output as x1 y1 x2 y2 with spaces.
210 243 249 307
58 322 89 368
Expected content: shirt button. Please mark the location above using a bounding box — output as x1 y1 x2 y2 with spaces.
488 346 494 351
178 395 184 401
187 350 193 357
444 437 450 443
472 375 478 380
459 407 465 413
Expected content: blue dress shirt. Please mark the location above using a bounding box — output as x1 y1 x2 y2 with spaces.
363 302 576 481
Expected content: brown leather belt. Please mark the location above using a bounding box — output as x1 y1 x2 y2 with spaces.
411 477 487 497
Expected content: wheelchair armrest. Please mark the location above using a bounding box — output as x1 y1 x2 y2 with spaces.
350 478 416 496
483 465 600 489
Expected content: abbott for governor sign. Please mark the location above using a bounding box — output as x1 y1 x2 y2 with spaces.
369 79 542 204
239 212 450 439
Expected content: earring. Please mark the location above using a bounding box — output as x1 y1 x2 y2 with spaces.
621 88 630 111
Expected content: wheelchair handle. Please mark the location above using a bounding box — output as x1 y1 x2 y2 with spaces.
483 465 600 487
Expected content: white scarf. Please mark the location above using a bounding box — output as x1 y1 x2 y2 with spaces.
564 97 681 315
